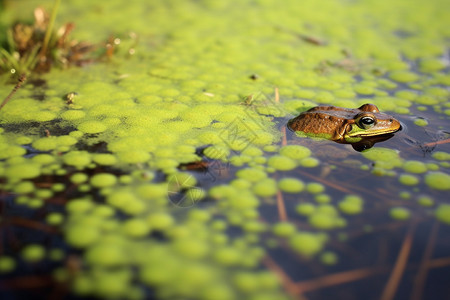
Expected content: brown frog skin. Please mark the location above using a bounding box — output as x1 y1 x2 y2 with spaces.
287 103 402 142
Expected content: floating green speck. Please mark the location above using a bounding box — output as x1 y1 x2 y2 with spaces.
399 174 419 186
46 212 64 225
278 178 305 193
403 160 427 173
320 251 338 265
70 173 88 184
86 243 127 267
267 155 297 171
77 121 108 134
272 222 296 237
309 212 339 230
389 71 419 83
147 213 174 230
338 195 363 215
21 244 46 262
296 203 316 216
63 151 91 169
300 157 320 168
0 256 16 273
435 204 450 225
5 163 41 180
306 182 325 194
92 154 118 166
13 181 35 194
432 152 450 161
390 207 411 220
413 118 428 127
417 195 434 207
90 173 118 188
424 172 450 190
279 145 311 160
289 232 325 257
253 178 277 197
236 168 267 182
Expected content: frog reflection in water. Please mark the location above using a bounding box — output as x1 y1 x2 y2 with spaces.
287 103 402 151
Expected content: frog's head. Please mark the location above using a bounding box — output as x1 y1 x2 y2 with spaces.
345 108 402 140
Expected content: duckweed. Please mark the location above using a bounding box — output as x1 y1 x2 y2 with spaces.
290 232 325 257
77 121 108 134
279 145 311 160
0 256 16 273
13 181 35 194
65 226 101 248
417 195 434 207
70 173 88 184
21 244 46 262
63 151 92 169
90 173 118 188
147 213 175 230
253 178 277 197
46 213 64 225
338 195 363 215
236 168 267 182
92 154 118 166
5 163 41 180
296 203 316 216
267 155 297 171
320 251 338 265
403 160 428 173
414 118 428 127
424 172 450 190
432 152 450 161
278 178 305 193
306 183 325 194
389 71 419 83
299 157 320 168
309 212 340 230
390 207 411 220
272 222 296 237
86 244 127 267
435 204 450 225
399 174 420 186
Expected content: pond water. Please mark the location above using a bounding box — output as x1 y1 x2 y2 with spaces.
0 0 449 299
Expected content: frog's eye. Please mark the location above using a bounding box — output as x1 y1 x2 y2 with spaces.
358 116 376 129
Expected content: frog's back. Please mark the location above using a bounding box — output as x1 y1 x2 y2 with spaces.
288 106 355 135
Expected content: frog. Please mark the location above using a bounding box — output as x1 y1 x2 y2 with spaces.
287 103 401 143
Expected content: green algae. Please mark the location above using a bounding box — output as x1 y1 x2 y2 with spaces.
278 178 305 193
21 244 46 262
399 174 420 186
424 172 450 190
389 207 411 220
338 195 364 215
289 232 326 257
435 204 450 225
0 256 16 273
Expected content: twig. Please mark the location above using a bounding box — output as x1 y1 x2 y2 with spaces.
0 74 27 111
276 190 288 222
411 222 439 300
380 222 416 300
274 87 280 103
292 265 389 294
423 138 450 147
0 275 53 290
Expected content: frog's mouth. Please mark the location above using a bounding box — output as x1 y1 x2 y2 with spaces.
349 124 402 138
